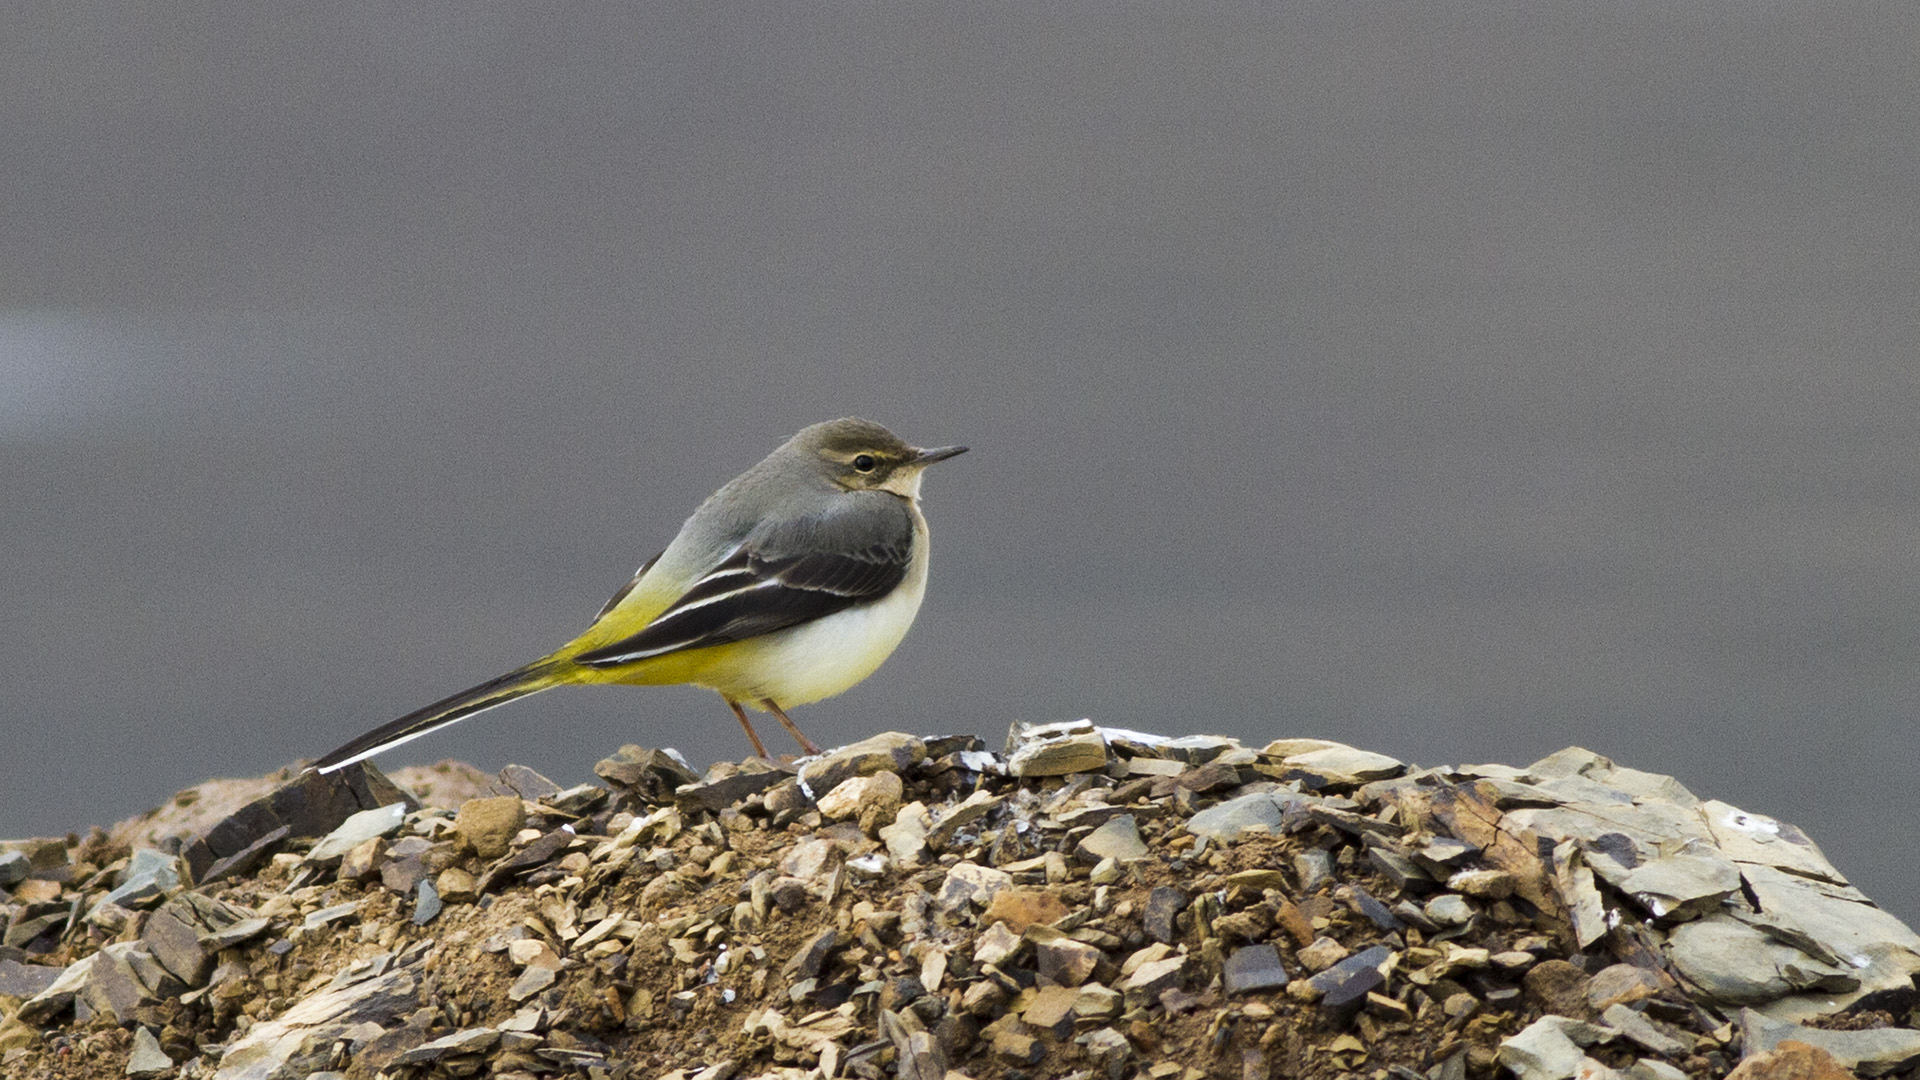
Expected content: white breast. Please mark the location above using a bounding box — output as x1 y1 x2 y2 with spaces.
699 505 933 708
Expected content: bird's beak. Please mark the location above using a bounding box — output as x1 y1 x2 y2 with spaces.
912 445 968 465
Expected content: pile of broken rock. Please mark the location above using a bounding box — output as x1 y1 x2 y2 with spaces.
3 721 1919 1080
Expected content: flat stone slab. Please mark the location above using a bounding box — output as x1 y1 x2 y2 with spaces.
1497 1015 1614 1080
1743 1009 1920 1077
1667 916 1854 1005
1619 851 1741 919
1702 800 1847 882
1009 732 1109 777
1276 745 1406 785
1185 792 1288 840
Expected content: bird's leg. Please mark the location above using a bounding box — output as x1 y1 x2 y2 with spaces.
762 699 823 756
725 698 772 759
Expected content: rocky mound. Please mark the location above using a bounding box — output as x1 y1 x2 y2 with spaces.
4 722 1919 1080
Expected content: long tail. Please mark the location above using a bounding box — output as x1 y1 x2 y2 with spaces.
312 661 566 774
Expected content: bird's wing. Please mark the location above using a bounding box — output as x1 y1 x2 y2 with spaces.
571 493 914 668
593 550 664 621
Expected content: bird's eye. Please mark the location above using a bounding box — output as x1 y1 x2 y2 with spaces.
852 454 878 473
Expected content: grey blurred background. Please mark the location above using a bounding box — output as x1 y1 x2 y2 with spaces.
4 6 1916 920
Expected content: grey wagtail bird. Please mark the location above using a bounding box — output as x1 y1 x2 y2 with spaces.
312 418 966 772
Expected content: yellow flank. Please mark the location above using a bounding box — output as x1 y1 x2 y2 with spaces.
575 639 748 689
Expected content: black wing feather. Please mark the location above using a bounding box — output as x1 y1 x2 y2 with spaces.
574 498 913 667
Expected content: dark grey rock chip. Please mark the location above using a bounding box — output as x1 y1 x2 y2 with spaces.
197 824 291 887
1175 760 1246 794
1366 844 1434 894
474 828 574 894
595 745 701 803
1390 901 1439 933
1033 935 1103 987
768 876 811 913
412 878 442 925
925 733 987 759
782 928 840 980
339 1013 436 1076
1309 945 1394 1012
184 762 413 883
675 765 791 814
82 942 180 1024
1144 886 1190 945
1223 944 1290 995
380 849 435 896
0 957 64 997
1347 885 1403 931
141 906 212 987
878 975 927 1012
498 763 565 801
4 908 68 950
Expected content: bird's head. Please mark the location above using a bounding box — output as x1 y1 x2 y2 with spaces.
797 417 968 497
